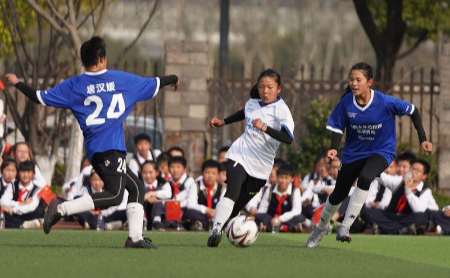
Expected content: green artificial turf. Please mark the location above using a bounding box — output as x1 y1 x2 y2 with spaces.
0 230 449 278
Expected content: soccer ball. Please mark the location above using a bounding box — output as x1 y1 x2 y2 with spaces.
226 215 258 247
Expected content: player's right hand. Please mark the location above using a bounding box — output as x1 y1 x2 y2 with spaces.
209 117 225 128
5 73 19 85
327 149 338 160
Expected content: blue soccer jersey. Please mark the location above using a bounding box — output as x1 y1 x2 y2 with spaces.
326 89 414 165
36 69 160 161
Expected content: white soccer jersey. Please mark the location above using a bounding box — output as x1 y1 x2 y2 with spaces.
226 97 294 180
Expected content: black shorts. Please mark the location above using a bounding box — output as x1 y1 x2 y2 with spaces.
91 150 128 177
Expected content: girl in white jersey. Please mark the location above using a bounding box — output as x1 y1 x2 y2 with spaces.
207 69 295 247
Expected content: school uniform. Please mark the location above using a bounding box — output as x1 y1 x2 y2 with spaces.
1 180 46 228
367 173 438 234
143 179 171 230
128 149 161 177
183 179 225 230
426 205 450 235
0 178 14 199
255 183 304 232
301 174 334 219
66 165 93 201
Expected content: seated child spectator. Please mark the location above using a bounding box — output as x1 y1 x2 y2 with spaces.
155 156 195 229
245 158 286 216
368 159 438 234
167 146 185 158
427 205 450 235
61 156 90 199
157 152 171 182
0 161 45 229
183 160 225 230
217 146 229 163
0 158 17 199
142 161 171 230
256 164 304 232
129 133 161 178
10 142 47 187
301 154 334 219
73 169 128 230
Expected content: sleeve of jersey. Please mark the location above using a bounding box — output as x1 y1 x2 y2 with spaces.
130 74 160 102
278 104 295 139
326 101 346 134
386 94 414 116
37 80 71 109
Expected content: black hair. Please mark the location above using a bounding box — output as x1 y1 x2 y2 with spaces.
18 160 35 172
201 159 220 173
1 158 17 172
90 168 97 178
80 36 106 69
414 159 430 175
250 83 260 99
168 156 187 168
342 62 373 99
167 146 185 157
396 151 416 166
218 146 230 154
273 158 287 170
257 68 281 87
142 160 158 171
134 133 152 145
219 161 229 172
156 152 171 167
313 154 327 170
276 164 295 177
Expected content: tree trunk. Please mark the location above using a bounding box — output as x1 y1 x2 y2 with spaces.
35 155 58 185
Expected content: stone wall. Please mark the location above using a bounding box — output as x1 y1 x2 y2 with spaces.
163 40 210 176
439 38 450 195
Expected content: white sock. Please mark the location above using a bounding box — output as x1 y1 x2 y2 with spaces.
212 197 235 233
57 195 94 216
342 187 369 228
318 199 341 229
127 202 144 242
153 216 161 223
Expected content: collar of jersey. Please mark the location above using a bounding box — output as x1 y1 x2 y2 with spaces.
85 69 108 75
258 96 282 107
353 89 374 111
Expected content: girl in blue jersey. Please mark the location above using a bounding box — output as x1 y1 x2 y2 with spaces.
5 36 179 249
306 62 432 248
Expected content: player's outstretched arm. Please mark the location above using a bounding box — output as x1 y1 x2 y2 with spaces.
159 75 179 91
5 73 40 104
408 108 432 155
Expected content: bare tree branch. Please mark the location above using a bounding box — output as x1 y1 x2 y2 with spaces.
93 0 112 36
114 0 162 64
77 0 102 29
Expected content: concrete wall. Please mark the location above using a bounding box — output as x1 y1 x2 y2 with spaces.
163 40 211 177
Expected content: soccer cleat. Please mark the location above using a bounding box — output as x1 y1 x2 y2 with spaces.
43 198 62 234
124 237 159 249
207 225 223 247
305 224 331 248
336 224 352 243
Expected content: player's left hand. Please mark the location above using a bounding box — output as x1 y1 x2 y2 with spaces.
171 80 179 91
5 73 19 85
421 141 432 155
252 118 266 131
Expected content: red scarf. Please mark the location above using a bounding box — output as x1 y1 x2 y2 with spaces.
275 194 289 217
396 188 416 213
17 188 28 202
170 182 180 199
204 180 214 209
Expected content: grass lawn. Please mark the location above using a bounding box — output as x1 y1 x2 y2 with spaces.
0 230 449 278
